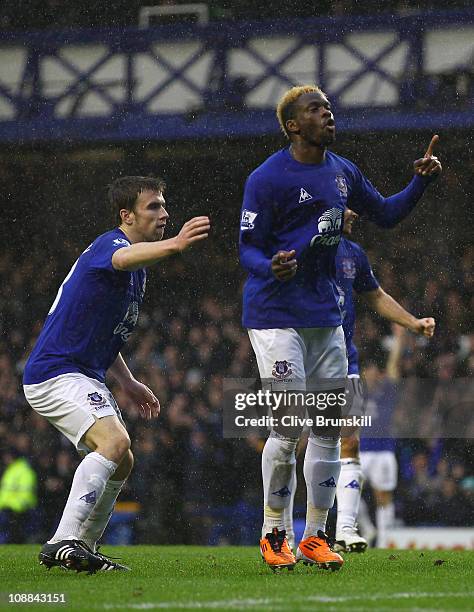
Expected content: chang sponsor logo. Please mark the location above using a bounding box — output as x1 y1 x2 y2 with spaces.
114 301 139 342
310 207 343 247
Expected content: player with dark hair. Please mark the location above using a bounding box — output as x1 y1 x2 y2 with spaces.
23 176 210 573
282 208 435 552
239 84 441 571
334 210 434 552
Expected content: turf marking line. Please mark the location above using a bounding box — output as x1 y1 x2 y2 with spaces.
102 591 474 610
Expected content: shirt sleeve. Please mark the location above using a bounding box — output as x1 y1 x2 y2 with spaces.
353 245 380 294
348 162 435 228
90 235 131 272
239 172 274 279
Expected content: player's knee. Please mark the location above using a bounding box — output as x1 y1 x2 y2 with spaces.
264 435 298 462
113 449 134 480
125 449 134 475
113 434 131 462
97 432 131 464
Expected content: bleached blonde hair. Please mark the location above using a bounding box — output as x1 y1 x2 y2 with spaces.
276 85 324 139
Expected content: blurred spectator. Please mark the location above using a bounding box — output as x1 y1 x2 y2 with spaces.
0 448 37 543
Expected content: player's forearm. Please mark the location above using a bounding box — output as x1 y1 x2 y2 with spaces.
112 237 181 271
108 353 135 386
386 333 404 380
372 175 431 228
239 243 272 278
366 288 419 332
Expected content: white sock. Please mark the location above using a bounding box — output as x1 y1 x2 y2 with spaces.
376 502 395 548
261 435 297 537
79 479 125 551
283 463 297 549
49 452 117 543
336 458 363 536
303 504 329 539
303 436 341 538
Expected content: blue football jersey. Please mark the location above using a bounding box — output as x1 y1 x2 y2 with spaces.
336 238 379 375
23 228 146 385
360 379 398 452
239 147 428 329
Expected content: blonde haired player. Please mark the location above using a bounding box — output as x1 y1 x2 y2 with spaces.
239 84 441 570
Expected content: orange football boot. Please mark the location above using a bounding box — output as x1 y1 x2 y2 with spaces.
297 530 344 571
260 528 296 571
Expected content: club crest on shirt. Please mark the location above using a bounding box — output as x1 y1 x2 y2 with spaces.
272 360 293 380
87 392 107 409
113 238 131 247
335 175 348 198
342 257 356 279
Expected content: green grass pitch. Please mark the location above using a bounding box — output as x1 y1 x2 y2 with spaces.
1 546 473 611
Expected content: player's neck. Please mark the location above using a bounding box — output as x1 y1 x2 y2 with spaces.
118 224 140 244
289 142 326 165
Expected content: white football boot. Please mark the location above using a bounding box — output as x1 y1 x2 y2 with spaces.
334 527 368 553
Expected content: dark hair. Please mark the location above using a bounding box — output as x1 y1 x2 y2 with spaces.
108 176 166 224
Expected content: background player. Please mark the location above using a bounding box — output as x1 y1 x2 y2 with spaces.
239 84 441 571
23 176 210 573
334 210 434 552
282 210 435 552
356 326 406 548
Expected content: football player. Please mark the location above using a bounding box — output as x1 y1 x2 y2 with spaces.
239 84 440 570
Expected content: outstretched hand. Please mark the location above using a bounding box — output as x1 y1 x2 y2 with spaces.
176 216 210 252
120 378 160 420
271 250 297 281
413 135 442 178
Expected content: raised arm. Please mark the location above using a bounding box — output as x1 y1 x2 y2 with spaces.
112 217 210 272
349 135 442 229
363 287 435 337
386 324 405 381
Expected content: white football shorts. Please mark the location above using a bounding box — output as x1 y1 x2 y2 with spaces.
360 450 398 492
24 372 123 452
248 326 348 389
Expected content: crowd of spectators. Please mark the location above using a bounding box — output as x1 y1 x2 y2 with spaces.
0 129 472 544
0 238 472 544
